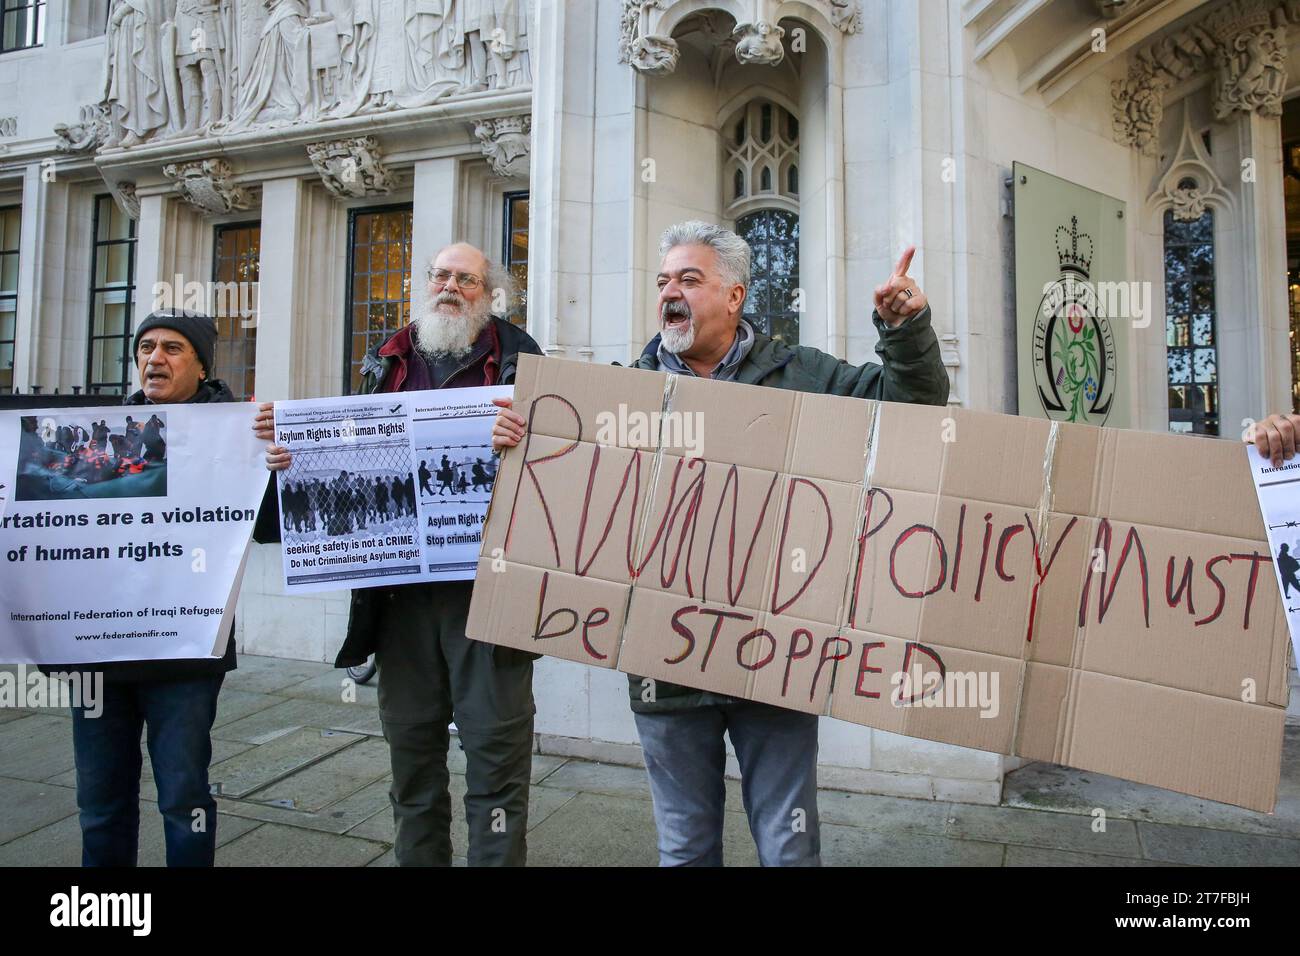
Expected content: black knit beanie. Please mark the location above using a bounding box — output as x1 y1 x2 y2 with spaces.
132 310 218 379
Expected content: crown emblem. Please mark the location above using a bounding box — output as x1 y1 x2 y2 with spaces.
1055 216 1094 276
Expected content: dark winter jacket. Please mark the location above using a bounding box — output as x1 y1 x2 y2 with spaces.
625 307 951 711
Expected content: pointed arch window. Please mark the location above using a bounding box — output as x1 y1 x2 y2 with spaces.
1164 202 1218 436
723 98 799 216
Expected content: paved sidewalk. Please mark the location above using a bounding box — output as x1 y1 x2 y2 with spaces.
1 654 1297 866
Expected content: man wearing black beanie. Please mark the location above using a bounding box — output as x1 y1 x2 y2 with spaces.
62 309 249 867
130 309 225 406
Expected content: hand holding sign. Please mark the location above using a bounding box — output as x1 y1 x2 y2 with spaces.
874 246 927 328
253 402 292 472
1250 412 1300 469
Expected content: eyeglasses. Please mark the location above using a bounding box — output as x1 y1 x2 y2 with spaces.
427 268 485 290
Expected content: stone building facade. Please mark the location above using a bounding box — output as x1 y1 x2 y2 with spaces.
1 0 1296 803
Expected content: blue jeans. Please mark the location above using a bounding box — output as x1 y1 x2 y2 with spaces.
634 701 822 866
71 675 224 867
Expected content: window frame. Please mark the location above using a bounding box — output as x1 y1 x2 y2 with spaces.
1163 206 1219 436
85 193 138 397
500 189 529 327
0 204 19 392
1 0 46 53
736 208 800 347
211 220 261 401
342 202 414 395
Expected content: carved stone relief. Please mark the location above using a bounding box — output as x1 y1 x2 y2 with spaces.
619 0 861 75
474 114 531 178
76 0 534 150
306 136 394 198
162 157 253 214
1113 0 1295 155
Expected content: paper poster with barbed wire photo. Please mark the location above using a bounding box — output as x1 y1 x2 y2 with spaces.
1248 444 1300 671
272 386 509 593
409 386 510 581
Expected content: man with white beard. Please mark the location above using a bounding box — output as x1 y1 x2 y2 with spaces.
254 242 542 866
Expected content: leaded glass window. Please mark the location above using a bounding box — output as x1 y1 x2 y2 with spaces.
737 209 799 346
502 191 528 328
723 99 799 217
345 205 413 394
212 222 260 400
1164 207 1218 436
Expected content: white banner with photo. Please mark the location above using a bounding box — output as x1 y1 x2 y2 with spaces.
272 386 509 594
1248 445 1300 671
0 403 266 665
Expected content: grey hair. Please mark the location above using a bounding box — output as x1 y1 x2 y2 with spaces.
658 220 751 289
484 259 517 309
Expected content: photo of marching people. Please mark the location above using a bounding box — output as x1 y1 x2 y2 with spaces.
280 461 419 543
14 410 168 501
417 445 497 504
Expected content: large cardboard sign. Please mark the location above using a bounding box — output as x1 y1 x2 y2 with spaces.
0 403 266 665
468 356 1291 812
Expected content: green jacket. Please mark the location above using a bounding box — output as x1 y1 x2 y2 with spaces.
626 306 950 711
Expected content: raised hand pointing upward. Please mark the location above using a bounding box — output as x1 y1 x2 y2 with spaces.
874 245 928 328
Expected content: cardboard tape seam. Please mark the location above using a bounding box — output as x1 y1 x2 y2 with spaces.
611 372 679 677
1008 418 1059 760
825 400 884 718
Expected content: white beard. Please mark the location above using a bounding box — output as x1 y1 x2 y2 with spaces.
414 294 492 360
659 323 696 354
659 305 696 354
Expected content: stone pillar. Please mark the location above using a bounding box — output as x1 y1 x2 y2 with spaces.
1239 110 1290 424
254 177 304 401
411 156 460 316
11 164 45 391
132 193 168 337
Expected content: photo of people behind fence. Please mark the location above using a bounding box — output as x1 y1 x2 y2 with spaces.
281 466 418 540
15 411 168 501
416 445 497 503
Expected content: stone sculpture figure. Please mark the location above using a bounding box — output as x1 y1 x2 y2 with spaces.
396 0 463 107
171 0 231 132
232 0 317 126
103 0 170 146
479 0 529 90
439 0 530 92
330 0 383 116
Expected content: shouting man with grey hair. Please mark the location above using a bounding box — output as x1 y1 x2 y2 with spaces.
257 241 543 866
493 220 949 866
